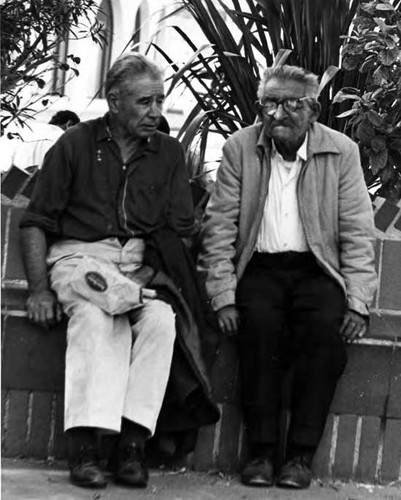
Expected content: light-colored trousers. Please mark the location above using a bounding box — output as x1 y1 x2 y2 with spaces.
47 238 176 436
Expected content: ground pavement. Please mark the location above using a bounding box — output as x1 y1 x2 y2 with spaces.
2 459 401 500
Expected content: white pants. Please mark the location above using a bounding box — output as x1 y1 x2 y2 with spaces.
48 238 176 436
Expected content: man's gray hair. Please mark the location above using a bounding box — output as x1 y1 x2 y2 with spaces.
257 65 319 101
105 53 163 96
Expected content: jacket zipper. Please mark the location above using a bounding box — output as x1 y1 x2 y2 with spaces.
297 157 312 249
297 157 340 288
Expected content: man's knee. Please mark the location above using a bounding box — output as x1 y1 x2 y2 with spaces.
66 301 115 343
138 299 176 343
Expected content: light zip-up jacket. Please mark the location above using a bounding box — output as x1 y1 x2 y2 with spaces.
197 122 377 316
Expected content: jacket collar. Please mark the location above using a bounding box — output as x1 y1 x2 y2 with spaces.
256 121 341 159
307 122 341 157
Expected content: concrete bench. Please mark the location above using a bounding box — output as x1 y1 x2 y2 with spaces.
2 198 401 484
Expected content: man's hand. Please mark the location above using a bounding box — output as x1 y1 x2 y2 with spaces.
340 309 368 343
20 227 63 329
216 305 240 336
26 289 63 329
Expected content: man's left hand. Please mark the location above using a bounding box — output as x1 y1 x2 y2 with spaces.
340 309 368 343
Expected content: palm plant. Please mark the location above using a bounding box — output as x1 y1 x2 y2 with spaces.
153 0 361 181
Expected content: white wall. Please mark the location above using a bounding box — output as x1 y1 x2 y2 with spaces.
39 0 181 122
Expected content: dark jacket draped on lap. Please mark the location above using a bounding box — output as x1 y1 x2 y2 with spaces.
143 227 220 453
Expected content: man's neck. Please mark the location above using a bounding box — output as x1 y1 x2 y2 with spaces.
273 141 299 162
273 134 308 162
108 118 142 162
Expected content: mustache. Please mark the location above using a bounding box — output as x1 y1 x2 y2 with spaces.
270 118 290 125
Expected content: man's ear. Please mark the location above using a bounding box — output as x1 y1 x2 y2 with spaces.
309 100 321 123
107 91 119 113
64 119 73 130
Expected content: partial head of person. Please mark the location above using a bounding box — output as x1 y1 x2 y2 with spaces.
49 110 80 131
105 53 165 140
257 65 321 160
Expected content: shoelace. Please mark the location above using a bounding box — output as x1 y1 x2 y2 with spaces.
76 446 99 466
120 444 144 463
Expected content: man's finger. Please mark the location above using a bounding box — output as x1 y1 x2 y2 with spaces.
218 317 228 334
340 316 351 336
55 303 64 323
38 306 50 329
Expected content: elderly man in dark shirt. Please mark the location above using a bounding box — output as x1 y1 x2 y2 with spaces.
19 54 196 489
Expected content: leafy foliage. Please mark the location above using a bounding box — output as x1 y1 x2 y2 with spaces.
334 0 401 201
0 0 106 134
154 0 360 181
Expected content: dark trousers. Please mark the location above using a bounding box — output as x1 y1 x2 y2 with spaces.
236 252 347 451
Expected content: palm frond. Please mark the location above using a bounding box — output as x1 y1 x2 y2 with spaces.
154 0 363 175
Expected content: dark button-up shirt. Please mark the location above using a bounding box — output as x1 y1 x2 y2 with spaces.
20 114 195 241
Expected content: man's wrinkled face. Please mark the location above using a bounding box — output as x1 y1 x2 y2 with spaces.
260 77 319 151
109 75 165 139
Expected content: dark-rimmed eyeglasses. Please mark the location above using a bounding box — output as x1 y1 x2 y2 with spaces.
258 97 314 115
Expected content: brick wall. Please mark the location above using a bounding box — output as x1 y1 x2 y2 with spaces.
1 194 401 484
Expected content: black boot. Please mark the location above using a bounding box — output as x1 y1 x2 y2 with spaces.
67 428 107 489
277 445 314 489
108 419 149 487
240 443 276 487
111 442 149 487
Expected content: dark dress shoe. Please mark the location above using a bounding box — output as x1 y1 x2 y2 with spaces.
241 456 274 487
276 456 312 489
69 446 107 489
110 443 149 487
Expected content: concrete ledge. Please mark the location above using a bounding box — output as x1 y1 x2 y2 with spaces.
2 314 401 484
2 201 401 484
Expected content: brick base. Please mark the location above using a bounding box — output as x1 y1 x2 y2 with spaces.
2 313 400 484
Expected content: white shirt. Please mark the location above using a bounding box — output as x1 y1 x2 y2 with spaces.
255 135 309 253
0 122 63 172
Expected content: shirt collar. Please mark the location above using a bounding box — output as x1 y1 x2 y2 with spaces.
96 114 111 142
257 125 308 162
96 113 160 152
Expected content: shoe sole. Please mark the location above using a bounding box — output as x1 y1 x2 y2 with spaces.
114 476 148 488
70 479 107 489
277 478 310 489
241 476 274 487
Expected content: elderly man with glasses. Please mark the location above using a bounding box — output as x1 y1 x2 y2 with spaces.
198 65 377 489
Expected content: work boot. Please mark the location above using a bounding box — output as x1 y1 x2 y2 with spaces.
241 456 274 487
276 455 312 489
67 427 106 489
110 442 149 487
69 445 107 489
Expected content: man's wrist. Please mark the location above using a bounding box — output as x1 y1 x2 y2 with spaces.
348 308 369 322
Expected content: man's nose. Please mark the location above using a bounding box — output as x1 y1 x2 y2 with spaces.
271 103 286 119
148 100 162 116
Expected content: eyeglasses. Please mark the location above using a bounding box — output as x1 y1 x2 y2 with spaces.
259 97 314 115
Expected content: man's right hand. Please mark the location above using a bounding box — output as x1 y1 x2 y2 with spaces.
216 305 240 336
26 289 63 329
